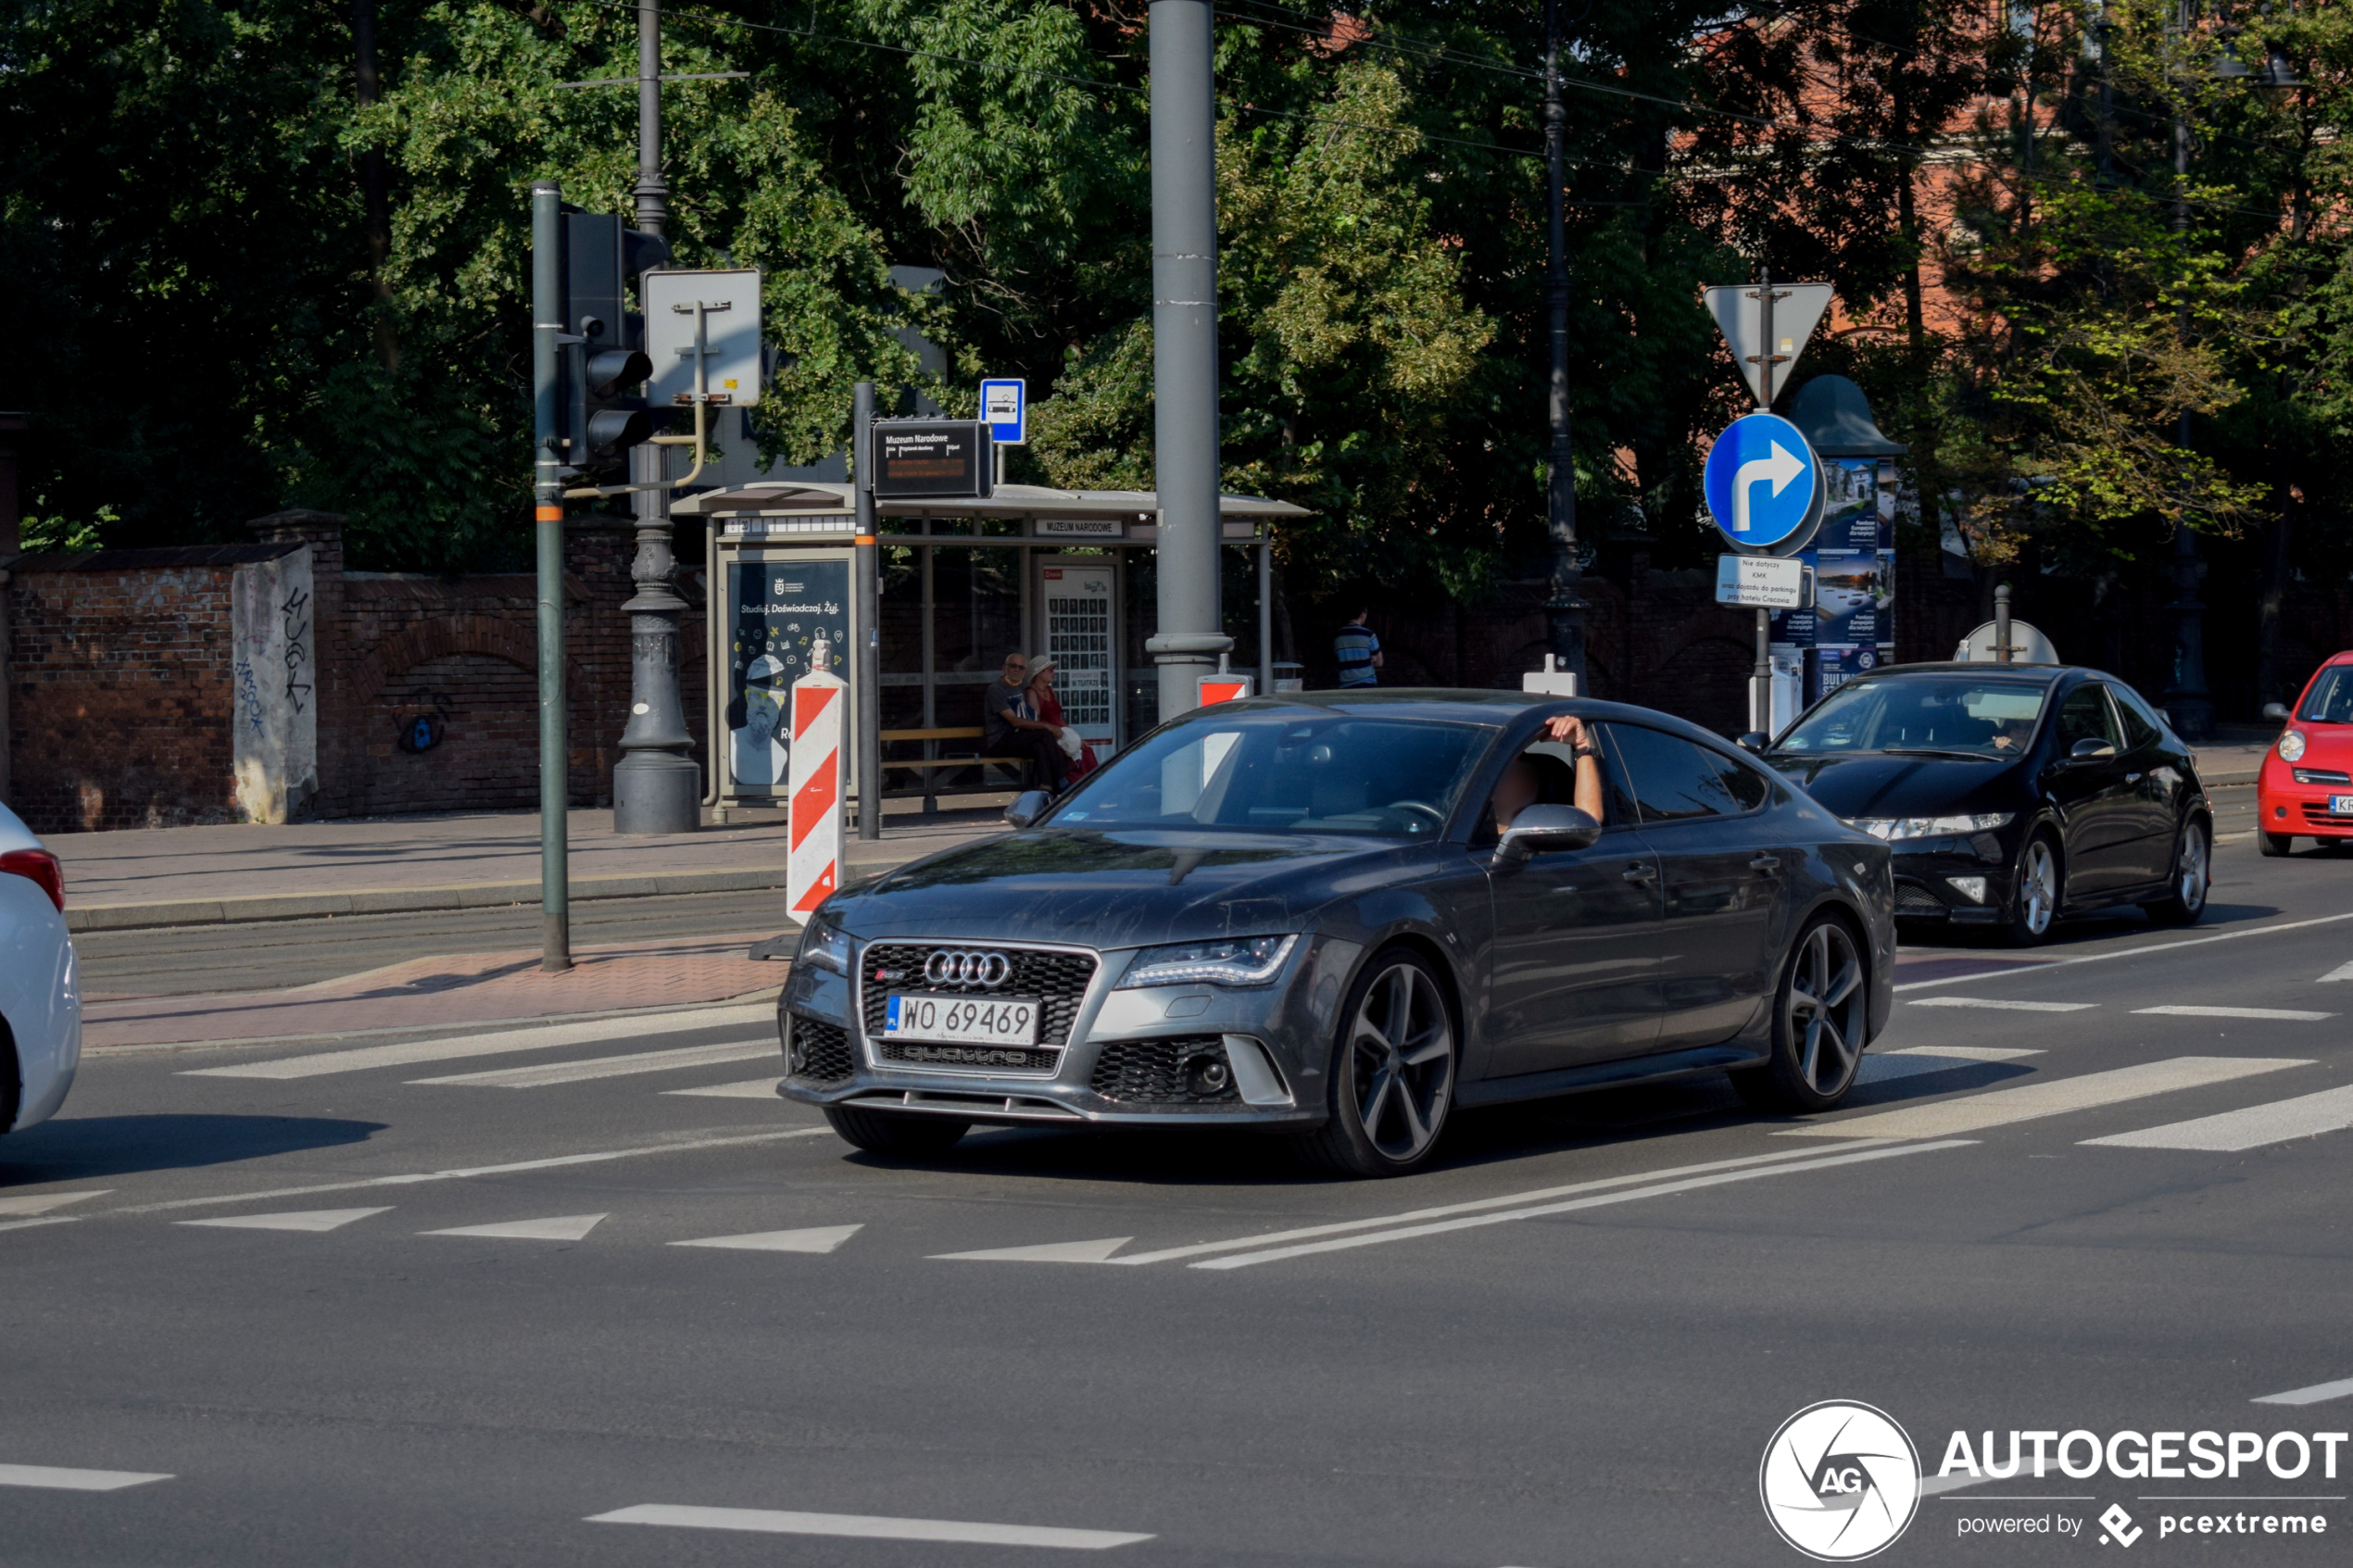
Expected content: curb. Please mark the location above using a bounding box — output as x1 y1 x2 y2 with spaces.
64 840 960 934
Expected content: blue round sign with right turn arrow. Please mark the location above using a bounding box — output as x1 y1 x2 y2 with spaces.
1703 412 1824 554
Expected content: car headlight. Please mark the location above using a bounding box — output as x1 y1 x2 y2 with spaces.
1845 812 2014 841
2279 729 2307 762
1116 935 1298 989
798 919 854 975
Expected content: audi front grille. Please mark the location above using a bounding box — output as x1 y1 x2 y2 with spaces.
859 942 1099 1050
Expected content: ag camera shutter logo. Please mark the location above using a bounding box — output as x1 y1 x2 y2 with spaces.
1760 1400 1921 1561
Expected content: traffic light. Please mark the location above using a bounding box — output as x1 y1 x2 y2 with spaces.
559 210 670 475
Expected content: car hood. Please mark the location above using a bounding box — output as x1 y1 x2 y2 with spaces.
2285 724 2353 769
1765 751 2020 821
827 828 1416 947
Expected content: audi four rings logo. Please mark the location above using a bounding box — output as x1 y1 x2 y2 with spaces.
925 949 1013 986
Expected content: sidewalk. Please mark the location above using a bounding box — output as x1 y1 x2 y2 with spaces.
82 928 787 1051
53 803 1009 932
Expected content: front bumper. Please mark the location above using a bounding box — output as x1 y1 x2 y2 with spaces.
2259 759 2353 837
774 935 1355 1129
1886 832 2014 923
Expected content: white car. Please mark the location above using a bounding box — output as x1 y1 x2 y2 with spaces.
0 802 79 1132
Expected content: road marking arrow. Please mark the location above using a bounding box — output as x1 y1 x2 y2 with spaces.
1730 440 1805 534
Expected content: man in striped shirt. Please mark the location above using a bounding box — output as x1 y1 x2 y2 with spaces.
1334 608 1382 688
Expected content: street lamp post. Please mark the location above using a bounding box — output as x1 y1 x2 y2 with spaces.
2161 0 2214 741
611 0 703 833
1541 0 1588 689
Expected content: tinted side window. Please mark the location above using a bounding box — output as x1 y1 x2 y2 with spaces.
2057 684 2121 752
1604 723 1761 822
2111 684 2165 750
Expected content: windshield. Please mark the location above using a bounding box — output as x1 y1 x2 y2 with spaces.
1775 675 2051 758
2297 666 2353 724
1043 712 1496 837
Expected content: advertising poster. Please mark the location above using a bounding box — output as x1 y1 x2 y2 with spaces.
1768 458 1896 708
726 557 851 792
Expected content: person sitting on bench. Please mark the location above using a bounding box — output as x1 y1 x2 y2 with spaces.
983 651 1070 793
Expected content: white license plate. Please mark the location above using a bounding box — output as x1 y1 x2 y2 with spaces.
2334 795 2353 816
884 994 1040 1046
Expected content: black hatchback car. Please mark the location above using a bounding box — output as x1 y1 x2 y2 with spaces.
1759 663 2212 944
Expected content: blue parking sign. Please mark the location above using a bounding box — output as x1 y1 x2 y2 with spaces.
1703 412 1823 553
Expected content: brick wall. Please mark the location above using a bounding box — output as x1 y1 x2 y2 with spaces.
2 515 711 834
2 546 299 831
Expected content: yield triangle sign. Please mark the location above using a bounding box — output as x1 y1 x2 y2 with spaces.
1704 281 1833 407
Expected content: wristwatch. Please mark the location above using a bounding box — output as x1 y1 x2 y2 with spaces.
1572 743 1601 760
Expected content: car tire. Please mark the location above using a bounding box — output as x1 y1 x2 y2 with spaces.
2144 818 2210 927
2004 830 2062 947
1292 947 1457 1179
2259 830 2293 858
823 1104 970 1157
1730 913 1870 1113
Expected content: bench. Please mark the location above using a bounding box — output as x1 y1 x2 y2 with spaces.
879 726 1032 810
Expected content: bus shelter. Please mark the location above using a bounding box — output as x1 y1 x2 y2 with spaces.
671 482 1310 815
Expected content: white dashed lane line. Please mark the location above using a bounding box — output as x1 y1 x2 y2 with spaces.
1909 997 2096 1012
2254 1377 2353 1407
421 1214 607 1241
0 1465 173 1491
181 1003 773 1080
2133 1005 2336 1022
1780 1058 2311 1141
177 1208 392 1234
409 1040 773 1088
586 1503 1152 1549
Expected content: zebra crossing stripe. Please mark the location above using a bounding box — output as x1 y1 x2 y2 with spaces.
1778 1057 2310 1141
2082 1083 2353 1152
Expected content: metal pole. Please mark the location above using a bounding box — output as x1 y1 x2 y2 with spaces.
635 0 666 235
2161 5 2212 740
854 382 882 842
1994 582 2013 662
1749 263 1775 731
612 0 699 833
531 182 572 972
1541 0 1587 691
1144 0 1231 720
1256 539 1273 696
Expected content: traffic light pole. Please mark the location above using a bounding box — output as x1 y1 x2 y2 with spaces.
531 181 573 972
854 382 882 843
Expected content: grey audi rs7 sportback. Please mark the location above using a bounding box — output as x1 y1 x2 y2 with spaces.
778 691 1896 1177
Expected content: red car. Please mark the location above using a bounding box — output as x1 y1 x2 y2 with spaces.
2261 655 2353 854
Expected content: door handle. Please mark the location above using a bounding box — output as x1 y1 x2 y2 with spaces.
1749 854 1782 873
1622 863 1657 884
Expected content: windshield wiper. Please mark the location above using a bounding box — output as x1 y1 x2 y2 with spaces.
1879 747 1996 760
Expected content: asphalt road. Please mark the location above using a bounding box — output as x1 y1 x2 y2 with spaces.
11 790 2353 1566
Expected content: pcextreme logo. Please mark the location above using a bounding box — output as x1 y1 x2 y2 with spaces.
1760 1400 1923 1562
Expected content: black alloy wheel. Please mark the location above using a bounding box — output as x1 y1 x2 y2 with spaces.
823 1104 971 1157
1293 947 1458 1178
1731 914 1870 1113
2144 817 2210 927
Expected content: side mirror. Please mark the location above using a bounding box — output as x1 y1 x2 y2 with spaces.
1494 804 1603 866
2263 702 2292 722
1003 789 1052 829
1737 731 1770 754
2068 737 2117 762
